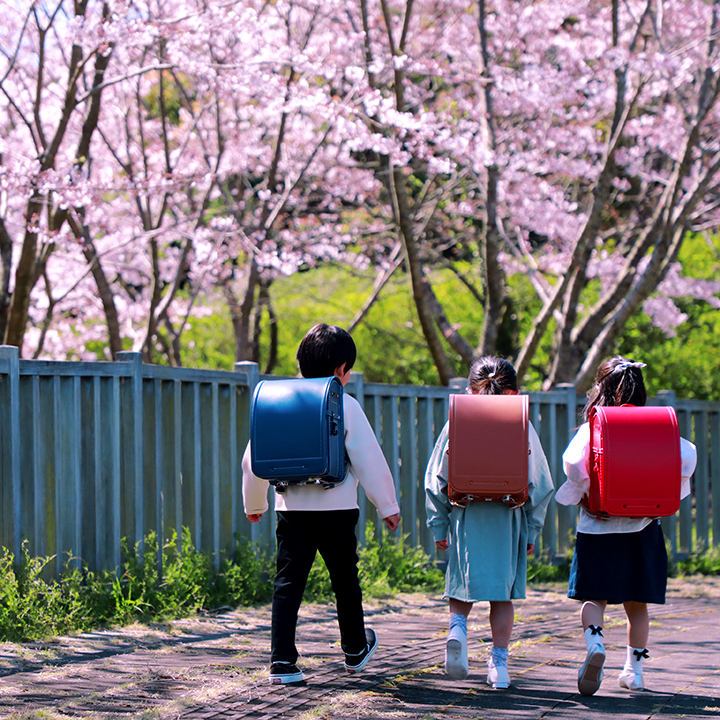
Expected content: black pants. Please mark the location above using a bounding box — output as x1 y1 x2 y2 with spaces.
271 509 366 664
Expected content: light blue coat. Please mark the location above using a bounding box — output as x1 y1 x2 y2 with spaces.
425 422 554 602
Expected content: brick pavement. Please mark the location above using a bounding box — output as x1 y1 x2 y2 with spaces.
1 577 719 719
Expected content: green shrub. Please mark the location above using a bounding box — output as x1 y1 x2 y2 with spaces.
527 550 572 584
0 528 602 643
303 525 444 602
359 525 444 595
672 545 720 577
0 531 274 642
0 543 105 641
0 524 446 642
215 539 274 607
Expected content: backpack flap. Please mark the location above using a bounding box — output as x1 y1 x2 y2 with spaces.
588 405 681 517
250 376 346 487
447 394 529 506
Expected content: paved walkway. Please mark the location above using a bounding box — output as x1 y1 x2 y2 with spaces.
1 577 719 719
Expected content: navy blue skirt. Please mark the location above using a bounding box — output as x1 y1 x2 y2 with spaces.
568 519 667 604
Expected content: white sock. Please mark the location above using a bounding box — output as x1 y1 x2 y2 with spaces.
448 613 467 642
624 646 648 673
584 625 605 651
491 646 509 666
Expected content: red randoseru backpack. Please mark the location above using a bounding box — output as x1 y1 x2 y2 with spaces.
585 405 681 517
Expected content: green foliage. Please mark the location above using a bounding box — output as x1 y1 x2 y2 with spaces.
358 525 445 595
0 524 445 642
215 538 274 607
303 553 335 601
111 529 217 623
619 302 720 400
0 543 113 641
526 550 572 584
303 525 444 602
671 546 720 577
270 265 448 385
0 531 274 642
617 233 720 400
175 230 720 401
180 301 237 371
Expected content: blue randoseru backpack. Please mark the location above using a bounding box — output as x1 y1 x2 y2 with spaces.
250 376 347 493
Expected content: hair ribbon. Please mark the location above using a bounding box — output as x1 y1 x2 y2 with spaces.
613 361 647 373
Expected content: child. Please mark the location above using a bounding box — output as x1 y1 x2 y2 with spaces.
242 323 401 685
555 356 697 696
425 357 554 688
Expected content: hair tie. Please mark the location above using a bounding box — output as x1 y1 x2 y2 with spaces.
612 361 647 374
488 371 497 378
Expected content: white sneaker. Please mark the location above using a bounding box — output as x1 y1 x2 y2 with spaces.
578 644 605 696
445 631 468 680
487 655 510 689
618 668 644 690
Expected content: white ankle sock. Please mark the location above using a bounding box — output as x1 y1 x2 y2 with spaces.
491 646 508 666
448 613 467 642
584 625 604 651
624 646 648 673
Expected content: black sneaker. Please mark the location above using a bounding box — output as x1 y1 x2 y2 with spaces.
269 661 304 685
344 628 378 674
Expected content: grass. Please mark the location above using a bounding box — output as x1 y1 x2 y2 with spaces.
527 550 573 584
0 524 443 643
672 545 720 577
0 528 273 643
303 524 445 602
7 525 719 644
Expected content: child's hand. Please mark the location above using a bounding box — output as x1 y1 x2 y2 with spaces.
246 513 263 523
526 543 535 555
384 513 401 531
435 540 449 551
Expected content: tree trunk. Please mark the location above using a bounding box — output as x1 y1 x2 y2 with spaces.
391 164 456 384
5 195 44 349
0 217 14 342
68 215 123 359
4 2 113 352
475 0 506 358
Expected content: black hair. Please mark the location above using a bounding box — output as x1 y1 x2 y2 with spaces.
466 356 518 395
296 323 357 379
583 355 647 421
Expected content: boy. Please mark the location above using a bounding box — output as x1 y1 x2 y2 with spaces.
242 323 401 684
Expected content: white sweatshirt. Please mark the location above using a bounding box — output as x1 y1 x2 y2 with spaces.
242 393 400 518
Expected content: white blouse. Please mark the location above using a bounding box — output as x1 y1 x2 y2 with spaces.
555 423 697 534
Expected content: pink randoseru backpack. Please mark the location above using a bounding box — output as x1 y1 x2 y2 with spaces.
447 394 529 507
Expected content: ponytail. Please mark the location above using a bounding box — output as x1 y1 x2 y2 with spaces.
467 357 518 396
583 356 647 421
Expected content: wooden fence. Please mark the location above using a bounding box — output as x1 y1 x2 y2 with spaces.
0 347 718 573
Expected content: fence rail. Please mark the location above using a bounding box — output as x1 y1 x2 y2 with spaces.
1 348 718 572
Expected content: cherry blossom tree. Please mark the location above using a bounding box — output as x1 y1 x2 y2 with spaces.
1 0 719 388
337 0 720 388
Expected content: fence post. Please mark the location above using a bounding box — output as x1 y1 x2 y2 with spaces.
555 384 578 556
349 372 369 546
712 409 720 548
449 377 467 393
657 390 681 559
0 346 21 562
235 362 263 548
117 352 145 559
